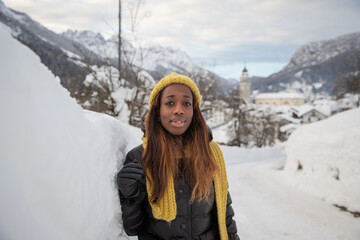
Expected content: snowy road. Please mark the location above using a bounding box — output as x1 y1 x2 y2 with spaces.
221 145 360 240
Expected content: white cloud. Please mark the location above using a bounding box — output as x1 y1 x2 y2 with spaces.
4 0 119 36
3 0 360 77
5 0 360 45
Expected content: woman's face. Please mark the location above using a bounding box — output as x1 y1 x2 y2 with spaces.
159 84 194 135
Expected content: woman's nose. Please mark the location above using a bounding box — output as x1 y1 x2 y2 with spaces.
173 104 184 114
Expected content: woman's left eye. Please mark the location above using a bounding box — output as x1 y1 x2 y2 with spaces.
183 101 192 106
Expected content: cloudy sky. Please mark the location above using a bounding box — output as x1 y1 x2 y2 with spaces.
3 0 360 78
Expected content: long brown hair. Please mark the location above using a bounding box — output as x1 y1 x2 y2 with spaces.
142 88 219 204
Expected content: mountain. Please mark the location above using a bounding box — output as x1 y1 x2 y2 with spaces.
0 0 230 116
251 32 360 97
60 29 225 82
0 0 102 104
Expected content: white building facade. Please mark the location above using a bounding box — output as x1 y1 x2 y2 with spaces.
255 92 305 106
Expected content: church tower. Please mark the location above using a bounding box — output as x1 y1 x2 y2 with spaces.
239 67 251 104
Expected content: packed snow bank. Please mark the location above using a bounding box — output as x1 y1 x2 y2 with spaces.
284 108 360 213
0 24 141 240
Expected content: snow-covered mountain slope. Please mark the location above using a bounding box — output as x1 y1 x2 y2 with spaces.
0 0 230 117
1 0 206 79
142 44 197 73
61 29 128 59
61 29 207 77
0 0 100 63
0 0 101 107
0 0 223 119
252 32 360 96
285 33 360 69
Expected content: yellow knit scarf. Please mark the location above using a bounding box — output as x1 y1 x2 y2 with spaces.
142 137 229 240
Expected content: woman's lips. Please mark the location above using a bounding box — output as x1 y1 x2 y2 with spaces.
171 118 186 128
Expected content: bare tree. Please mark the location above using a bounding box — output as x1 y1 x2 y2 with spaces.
121 0 152 126
189 70 219 104
118 0 122 83
68 0 152 124
226 85 252 147
230 107 252 147
66 42 122 116
126 71 153 126
332 74 347 99
229 100 278 148
349 75 360 107
249 113 276 147
85 61 120 116
127 0 151 33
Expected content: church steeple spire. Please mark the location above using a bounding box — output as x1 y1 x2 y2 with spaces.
239 65 251 104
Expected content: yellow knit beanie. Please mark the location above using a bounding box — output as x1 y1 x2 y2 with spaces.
148 73 201 108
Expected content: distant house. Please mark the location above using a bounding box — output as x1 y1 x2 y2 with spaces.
213 109 226 123
292 104 330 123
203 100 229 124
255 92 305 106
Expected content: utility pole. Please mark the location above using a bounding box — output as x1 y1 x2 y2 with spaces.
118 0 122 85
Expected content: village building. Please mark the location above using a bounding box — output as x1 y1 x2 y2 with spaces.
239 67 251 105
213 109 226 123
202 100 230 125
291 104 331 124
255 92 305 106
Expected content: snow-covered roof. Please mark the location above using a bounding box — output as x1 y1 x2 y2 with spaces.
255 92 305 100
292 104 331 117
314 106 331 117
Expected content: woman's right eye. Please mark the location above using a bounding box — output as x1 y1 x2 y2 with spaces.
165 101 174 106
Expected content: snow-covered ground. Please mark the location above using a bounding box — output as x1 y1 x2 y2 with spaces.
224 144 360 240
1 23 359 240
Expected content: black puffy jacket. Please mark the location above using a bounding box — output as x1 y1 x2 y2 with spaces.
118 144 240 240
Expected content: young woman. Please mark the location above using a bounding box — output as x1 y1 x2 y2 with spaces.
117 73 240 240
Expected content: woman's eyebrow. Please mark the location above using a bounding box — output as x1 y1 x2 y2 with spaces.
164 94 192 99
184 95 192 99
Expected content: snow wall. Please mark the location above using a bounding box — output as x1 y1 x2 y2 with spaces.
0 24 142 240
